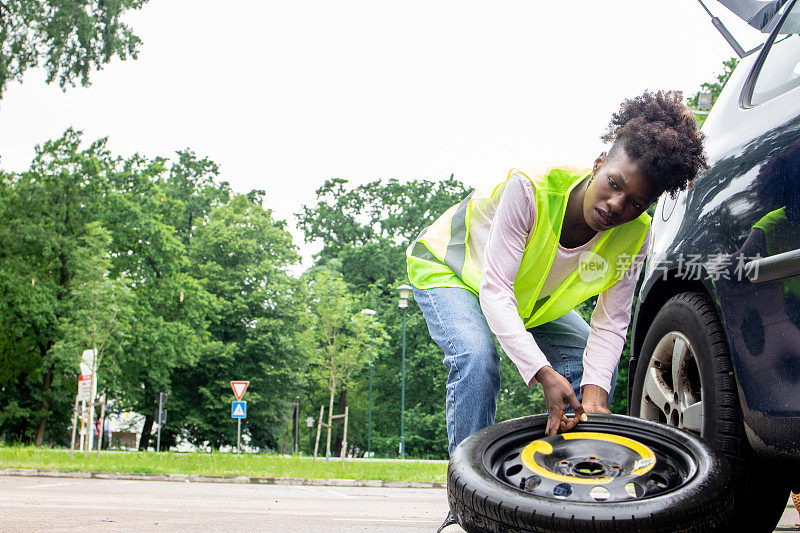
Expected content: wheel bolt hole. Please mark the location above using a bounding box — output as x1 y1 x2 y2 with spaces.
625 482 644 498
520 475 541 491
553 483 572 498
649 473 669 489
589 486 610 501
505 464 522 477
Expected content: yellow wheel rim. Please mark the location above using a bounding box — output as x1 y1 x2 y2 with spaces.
520 432 656 485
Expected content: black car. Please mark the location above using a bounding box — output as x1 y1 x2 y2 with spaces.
628 1 800 530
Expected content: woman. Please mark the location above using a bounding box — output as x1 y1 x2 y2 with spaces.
406 90 707 458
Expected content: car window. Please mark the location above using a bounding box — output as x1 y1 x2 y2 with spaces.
750 1 800 105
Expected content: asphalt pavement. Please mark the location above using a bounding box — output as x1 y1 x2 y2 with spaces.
0 475 450 532
1 475 798 532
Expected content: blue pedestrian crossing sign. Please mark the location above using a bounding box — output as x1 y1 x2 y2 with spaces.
231 401 247 419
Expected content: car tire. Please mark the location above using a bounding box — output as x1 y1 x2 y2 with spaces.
630 291 788 532
447 413 731 533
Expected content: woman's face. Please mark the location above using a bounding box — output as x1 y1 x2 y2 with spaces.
582 151 657 231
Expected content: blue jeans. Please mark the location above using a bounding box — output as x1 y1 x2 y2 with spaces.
412 285 617 455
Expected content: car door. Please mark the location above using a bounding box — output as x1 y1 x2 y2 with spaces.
700 0 800 423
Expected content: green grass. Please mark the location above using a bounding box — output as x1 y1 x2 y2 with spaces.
0 446 447 483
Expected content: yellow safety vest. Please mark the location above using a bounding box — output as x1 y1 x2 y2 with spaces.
406 168 651 328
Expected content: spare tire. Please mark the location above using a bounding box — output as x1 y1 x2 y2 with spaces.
447 413 731 533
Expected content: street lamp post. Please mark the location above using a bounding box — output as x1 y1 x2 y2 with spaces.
360 308 376 458
396 284 412 459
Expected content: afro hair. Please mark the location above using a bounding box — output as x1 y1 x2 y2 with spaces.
602 90 708 198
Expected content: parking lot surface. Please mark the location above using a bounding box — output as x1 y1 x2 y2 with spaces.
1 475 797 531
0 475 447 532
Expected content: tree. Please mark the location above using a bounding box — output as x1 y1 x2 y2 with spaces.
53 221 133 445
157 149 231 248
297 175 470 289
56 222 132 373
168 193 305 450
0 129 123 444
92 146 215 451
301 265 376 459
0 0 148 98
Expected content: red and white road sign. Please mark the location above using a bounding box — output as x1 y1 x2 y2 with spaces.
230 381 249 401
77 374 93 401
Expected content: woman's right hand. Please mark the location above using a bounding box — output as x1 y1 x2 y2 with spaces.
535 366 587 436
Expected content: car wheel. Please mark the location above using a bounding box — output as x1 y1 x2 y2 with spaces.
630 291 788 532
447 413 731 533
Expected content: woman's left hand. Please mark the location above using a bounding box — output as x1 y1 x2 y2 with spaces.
581 384 612 414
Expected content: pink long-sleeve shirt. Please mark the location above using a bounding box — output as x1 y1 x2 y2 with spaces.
478 172 650 393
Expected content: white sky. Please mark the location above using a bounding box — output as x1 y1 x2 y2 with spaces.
0 1 766 268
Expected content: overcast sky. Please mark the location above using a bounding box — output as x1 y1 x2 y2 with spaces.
0 1 765 268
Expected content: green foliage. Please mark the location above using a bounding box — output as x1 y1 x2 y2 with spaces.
0 130 306 452
94 145 221 450
0 0 148 98
297 264 385 457
297 175 468 288
302 265 376 392
168 193 304 450
0 129 130 444
53 221 133 383
495 346 547 421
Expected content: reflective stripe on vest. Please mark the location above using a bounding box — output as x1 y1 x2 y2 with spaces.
443 191 473 279
406 167 651 327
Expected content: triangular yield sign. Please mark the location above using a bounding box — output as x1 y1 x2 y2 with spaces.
233 404 245 416
230 380 249 400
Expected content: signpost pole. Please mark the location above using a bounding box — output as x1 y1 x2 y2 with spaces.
70 395 79 458
87 350 97 452
340 406 349 464
237 418 241 453
96 394 106 457
155 392 169 452
157 393 163 453
294 396 300 454
80 400 86 454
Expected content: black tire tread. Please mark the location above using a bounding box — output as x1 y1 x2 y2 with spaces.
448 474 732 533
